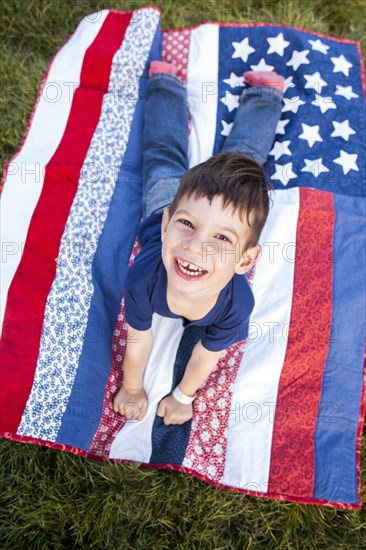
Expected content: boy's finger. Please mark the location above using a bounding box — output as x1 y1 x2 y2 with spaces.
113 402 121 415
156 403 166 417
138 403 147 421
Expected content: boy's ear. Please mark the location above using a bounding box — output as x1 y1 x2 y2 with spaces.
161 208 170 241
235 244 261 275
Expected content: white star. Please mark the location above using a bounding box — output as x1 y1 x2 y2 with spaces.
220 91 240 112
331 54 353 76
308 38 329 54
311 94 337 114
301 158 329 177
333 150 359 175
249 58 275 72
331 120 356 141
271 163 297 185
286 49 310 71
269 140 292 160
221 120 233 136
284 76 295 94
275 119 290 135
298 123 323 148
223 72 244 88
282 96 306 114
232 37 255 62
335 85 359 100
304 72 328 94
267 32 290 56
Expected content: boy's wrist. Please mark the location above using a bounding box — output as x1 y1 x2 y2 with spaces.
177 382 197 397
172 384 196 405
122 382 144 393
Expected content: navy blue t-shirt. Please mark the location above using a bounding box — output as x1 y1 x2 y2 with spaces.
123 212 255 352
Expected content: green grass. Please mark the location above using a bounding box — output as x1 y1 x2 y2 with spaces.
1 439 366 549
1 0 366 548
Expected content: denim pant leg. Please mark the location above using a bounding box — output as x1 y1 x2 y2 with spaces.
142 73 189 218
222 86 283 165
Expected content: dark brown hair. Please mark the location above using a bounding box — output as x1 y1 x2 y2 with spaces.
168 151 273 255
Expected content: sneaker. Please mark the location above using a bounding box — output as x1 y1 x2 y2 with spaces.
243 71 285 92
148 60 178 77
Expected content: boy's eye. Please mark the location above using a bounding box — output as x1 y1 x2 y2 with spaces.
177 219 232 243
178 219 193 228
217 234 231 243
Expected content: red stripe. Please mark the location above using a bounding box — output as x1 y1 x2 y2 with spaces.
268 188 335 497
0 11 132 433
161 30 191 83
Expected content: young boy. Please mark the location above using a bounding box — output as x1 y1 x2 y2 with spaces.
113 60 285 425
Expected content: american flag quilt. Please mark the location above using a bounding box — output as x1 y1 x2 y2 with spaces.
1 6 365 509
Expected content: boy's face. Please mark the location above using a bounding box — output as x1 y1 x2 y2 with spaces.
160 194 261 301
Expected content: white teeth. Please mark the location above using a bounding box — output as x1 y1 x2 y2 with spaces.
181 260 198 270
177 258 205 276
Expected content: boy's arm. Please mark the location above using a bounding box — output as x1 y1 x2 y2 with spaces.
156 340 222 425
177 340 223 397
122 323 153 390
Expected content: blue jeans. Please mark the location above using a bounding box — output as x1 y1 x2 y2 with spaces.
141 73 283 218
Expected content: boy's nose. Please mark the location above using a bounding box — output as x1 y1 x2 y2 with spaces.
183 234 205 258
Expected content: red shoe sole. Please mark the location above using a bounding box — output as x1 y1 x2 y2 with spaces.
243 71 285 91
149 61 178 77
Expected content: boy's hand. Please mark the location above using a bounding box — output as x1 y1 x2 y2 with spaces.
157 394 193 425
113 386 148 421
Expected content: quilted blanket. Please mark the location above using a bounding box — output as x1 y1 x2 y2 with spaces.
1 6 365 509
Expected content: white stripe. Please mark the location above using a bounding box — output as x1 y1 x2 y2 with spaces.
221 188 300 492
186 24 219 167
17 9 160 440
109 314 184 461
0 10 109 332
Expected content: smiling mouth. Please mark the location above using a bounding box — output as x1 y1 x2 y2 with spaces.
174 257 208 279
